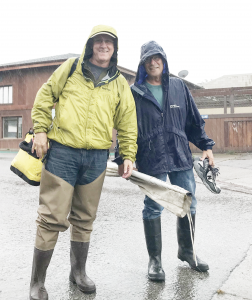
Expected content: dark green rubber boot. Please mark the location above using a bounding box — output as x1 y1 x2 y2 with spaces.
143 217 165 281
69 241 96 294
30 247 54 300
177 214 209 272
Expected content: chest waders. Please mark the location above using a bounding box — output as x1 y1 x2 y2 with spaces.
30 167 106 299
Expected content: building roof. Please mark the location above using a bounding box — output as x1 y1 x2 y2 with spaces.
169 74 202 90
0 53 137 77
0 53 80 68
0 53 202 89
199 73 252 89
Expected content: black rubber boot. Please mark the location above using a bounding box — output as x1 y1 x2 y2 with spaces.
143 217 165 281
177 214 209 272
30 248 54 300
69 241 96 294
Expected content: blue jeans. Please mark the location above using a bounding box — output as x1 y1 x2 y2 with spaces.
142 168 197 219
45 141 108 186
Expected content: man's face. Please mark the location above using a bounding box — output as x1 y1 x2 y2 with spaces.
144 54 164 77
92 34 115 65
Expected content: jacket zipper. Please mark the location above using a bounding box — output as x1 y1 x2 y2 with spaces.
161 112 164 126
149 140 151 150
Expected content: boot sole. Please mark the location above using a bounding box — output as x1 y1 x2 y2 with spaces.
191 265 209 272
178 255 209 272
148 274 165 281
69 276 96 294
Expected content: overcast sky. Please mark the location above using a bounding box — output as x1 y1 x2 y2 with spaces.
1 0 251 84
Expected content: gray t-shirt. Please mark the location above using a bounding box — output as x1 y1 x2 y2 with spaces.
87 60 108 82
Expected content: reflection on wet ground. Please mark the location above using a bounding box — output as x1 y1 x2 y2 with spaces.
1 152 252 299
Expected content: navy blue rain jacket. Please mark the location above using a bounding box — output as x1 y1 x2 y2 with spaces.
129 41 215 176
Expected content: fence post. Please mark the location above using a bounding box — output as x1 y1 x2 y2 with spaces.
230 94 234 113
224 96 227 114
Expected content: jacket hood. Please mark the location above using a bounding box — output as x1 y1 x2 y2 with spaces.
135 41 169 87
77 25 118 73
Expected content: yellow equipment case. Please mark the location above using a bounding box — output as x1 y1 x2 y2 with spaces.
10 130 43 186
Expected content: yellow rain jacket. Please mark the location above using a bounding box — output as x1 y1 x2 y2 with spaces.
31 25 137 162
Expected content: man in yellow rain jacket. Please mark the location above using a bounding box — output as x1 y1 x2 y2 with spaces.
29 25 137 299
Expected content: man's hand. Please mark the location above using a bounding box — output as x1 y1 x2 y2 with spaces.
118 159 133 179
200 149 214 166
32 132 48 159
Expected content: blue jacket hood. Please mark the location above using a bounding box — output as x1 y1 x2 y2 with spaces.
136 41 169 87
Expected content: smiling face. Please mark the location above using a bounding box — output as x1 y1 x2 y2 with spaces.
90 34 115 67
144 54 164 79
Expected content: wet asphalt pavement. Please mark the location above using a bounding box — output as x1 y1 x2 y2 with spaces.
0 152 252 300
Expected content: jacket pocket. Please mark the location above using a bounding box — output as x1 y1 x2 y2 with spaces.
137 134 165 173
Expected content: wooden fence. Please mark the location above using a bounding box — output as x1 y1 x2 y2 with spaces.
190 114 252 153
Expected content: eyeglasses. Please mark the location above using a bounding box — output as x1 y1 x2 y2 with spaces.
93 38 114 45
145 54 162 64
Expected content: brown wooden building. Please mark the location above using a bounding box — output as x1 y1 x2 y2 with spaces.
2 54 250 153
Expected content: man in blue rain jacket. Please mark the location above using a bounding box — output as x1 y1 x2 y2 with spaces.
115 40 215 280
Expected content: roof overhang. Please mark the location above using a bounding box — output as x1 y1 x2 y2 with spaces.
0 60 66 72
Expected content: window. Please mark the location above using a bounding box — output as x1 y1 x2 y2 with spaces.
3 117 22 138
0 86 13 104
